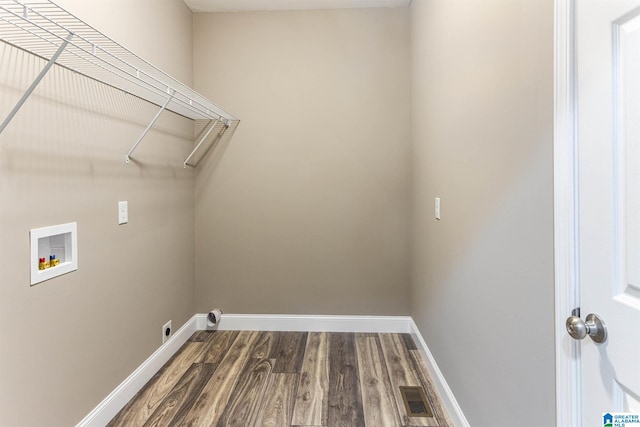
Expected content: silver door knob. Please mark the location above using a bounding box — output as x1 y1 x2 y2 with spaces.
566 313 607 343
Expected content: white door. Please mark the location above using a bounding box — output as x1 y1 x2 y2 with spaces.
571 0 640 424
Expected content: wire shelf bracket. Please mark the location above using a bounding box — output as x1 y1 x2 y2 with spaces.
0 30 72 134
0 0 239 166
183 119 229 168
125 89 175 164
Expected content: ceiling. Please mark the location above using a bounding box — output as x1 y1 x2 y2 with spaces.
183 0 411 12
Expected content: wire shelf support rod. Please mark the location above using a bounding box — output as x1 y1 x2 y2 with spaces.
184 119 220 168
125 89 175 164
0 30 73 135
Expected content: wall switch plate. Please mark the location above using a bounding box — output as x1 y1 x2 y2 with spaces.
118 201 128 225
435 197 441 220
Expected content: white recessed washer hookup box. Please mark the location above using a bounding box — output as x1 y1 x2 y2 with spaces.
30 222 78 286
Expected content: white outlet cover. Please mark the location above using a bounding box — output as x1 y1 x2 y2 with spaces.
162 320 172 344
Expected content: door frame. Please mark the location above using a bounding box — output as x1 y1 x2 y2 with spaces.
554 0 581 425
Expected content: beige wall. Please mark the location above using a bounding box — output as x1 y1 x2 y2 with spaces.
409 0 556 425
193 9 411 315
0 2 558 424
0 1 195 425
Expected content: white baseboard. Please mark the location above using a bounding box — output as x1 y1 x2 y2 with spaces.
75 314 199 427
197 313 413 333
409 318 470 427
78 313 467 427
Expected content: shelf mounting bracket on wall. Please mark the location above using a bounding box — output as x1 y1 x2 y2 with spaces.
125 88 175 164
183 118 227 168
0 31 73 135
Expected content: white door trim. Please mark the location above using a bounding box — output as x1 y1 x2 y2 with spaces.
554 0 581 425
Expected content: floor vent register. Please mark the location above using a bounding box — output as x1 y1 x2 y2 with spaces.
400 386 434 417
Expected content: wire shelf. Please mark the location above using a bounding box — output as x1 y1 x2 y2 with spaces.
0 0 238 165
0 0 237 122
0 0 236 122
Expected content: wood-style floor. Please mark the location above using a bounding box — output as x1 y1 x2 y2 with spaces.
108 331 452 427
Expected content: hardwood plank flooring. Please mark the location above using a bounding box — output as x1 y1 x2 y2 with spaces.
355 335 402 427
408 350 454 427
255 373 298 427
270 332 308 373
108 342 207 427
187 330 211 343
327 333 365 427
251 331 279 359
216 358 274 426
181 330 259 426
291 332 329 426
143 363 217 427
400 333 418 351
109 331 451 427
201 330 240 364
378 334 437 427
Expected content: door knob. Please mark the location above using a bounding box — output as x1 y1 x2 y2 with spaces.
566 313 607 343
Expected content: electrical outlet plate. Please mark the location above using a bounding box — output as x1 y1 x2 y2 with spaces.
162 320 172 344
